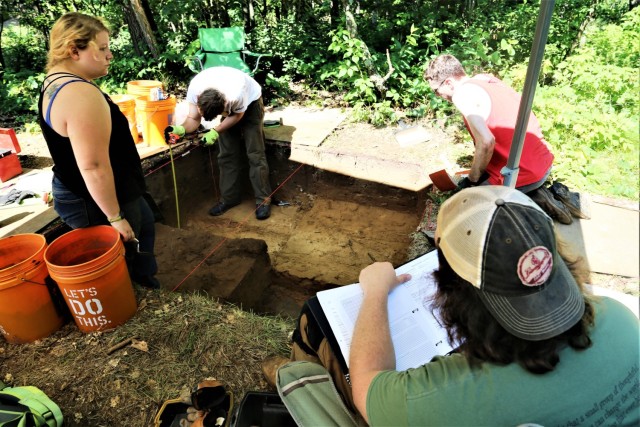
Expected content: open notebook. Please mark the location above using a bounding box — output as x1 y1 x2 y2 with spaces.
309 250 453 374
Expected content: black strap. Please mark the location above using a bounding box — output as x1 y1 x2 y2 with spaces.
298 297 350 375
44 276 72 321
41 72 89 93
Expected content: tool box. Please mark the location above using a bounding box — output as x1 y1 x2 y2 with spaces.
0 128 23 183
231 391 295 427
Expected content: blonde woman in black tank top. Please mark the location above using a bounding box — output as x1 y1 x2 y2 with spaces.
38 12 159 289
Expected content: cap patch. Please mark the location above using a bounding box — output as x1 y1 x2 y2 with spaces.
517 246 553 286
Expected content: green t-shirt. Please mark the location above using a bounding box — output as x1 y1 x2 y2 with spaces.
367 297 640 426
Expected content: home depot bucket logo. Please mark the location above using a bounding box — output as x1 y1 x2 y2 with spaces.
63 287 110 328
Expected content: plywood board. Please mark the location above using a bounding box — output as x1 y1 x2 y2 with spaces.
394 126 432 147
555 199 639 278
289 145 429 192
264 106 347 147
0 204 57 238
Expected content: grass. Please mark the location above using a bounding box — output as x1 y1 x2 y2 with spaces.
0 289 294 427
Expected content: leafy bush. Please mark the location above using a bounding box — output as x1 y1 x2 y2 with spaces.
2 23 47 73
0 70 44 121
518 9 640 199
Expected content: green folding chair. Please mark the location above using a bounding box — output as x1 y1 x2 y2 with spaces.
186 27 269 75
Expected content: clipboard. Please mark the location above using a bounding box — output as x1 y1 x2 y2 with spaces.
306 295 350 375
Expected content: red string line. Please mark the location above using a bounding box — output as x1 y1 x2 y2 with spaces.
171 162 305 292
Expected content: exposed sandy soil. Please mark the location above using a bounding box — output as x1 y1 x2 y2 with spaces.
150 145 432 317
13 123 437 315
3 118 637 427
12 121 637 310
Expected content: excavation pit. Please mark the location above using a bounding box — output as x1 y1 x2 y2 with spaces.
144 143 431 317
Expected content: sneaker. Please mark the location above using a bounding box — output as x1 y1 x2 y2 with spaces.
208 201 239 216
527 187 573 225
261 355 290 388
256 203 271 220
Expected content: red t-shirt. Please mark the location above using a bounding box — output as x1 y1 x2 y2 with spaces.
463 74 554 187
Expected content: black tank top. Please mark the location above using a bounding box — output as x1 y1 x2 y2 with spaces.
38 72 146 203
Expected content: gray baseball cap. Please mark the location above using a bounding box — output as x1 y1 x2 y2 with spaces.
436 186 585 341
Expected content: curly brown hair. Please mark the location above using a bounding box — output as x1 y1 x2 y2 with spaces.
423 54 467 84
197 88 226 121
432 245 594 374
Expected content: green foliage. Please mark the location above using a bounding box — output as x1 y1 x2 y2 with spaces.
1 23 47 73
0 70 44 119
251 18 332 81
520 8 640 199
319 29 376 102
352 100 397 127
0 0 636 199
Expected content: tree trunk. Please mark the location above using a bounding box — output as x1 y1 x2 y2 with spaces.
330 0 340 26
140 0 158 33
564 5 596 61
221 8 231 27
121 0 159 58
243 0 255 32
0 19 5 73
341 0 393 95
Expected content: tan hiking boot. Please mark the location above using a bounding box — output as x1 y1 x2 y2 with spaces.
549 181 591 219
527 186 573 225
261 356 290 388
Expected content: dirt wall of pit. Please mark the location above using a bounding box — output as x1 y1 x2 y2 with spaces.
142 143 430 316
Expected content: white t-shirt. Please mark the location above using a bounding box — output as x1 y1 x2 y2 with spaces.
185 66 261 114
452 79 491 121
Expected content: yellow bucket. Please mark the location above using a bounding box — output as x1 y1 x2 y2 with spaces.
111 94 139 144
135 96 176 146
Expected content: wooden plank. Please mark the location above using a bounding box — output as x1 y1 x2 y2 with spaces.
137 144 169 160
555 199 639 277
289 144 430 192
264 106 347 147
0 204 58 237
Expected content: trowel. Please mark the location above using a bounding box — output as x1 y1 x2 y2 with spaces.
428 169 470 191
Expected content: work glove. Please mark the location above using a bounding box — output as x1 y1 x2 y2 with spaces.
201 129 219 146
164 125 186 143
456 171 489 192
456 177 477 190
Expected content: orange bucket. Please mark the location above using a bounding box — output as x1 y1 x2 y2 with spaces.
127 80 163 138
44 226 137 333
135 96 176 146
0 234 65 343
111 94 139 144
127 79 163 99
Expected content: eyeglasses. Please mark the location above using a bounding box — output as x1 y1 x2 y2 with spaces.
433 79 448 96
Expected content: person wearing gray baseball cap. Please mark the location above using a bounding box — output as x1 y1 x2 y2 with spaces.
347 186 639 425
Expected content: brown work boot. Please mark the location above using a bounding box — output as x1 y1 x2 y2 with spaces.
261 355 290 388
527 186 573 225
549 181 591 219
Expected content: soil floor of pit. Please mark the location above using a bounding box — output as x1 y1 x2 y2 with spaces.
10 121 639 318
151 145 430 317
